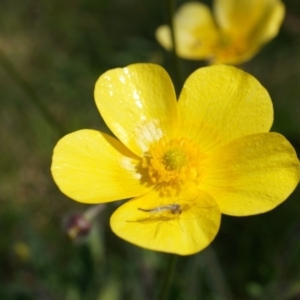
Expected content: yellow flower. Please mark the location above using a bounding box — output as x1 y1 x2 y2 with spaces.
51 64 299 255
156 0 285 64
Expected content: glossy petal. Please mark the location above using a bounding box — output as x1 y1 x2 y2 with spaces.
94 64 178 157
156 2 219 59
110 189 221 255
178 65 273 153
200 133 300 216
51 129 152 204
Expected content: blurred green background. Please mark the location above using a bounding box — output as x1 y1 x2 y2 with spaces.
1 0 300 299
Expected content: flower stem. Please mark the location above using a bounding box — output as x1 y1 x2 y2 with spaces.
165 0 182 94
0 48 66 137
157 254 178 300
84 204 106 221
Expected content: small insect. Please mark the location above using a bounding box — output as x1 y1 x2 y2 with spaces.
138 203 182 215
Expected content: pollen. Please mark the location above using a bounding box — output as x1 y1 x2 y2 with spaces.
141 137 205 195
163 148 186 171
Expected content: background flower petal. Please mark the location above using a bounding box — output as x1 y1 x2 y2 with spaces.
156 2 219 59
214 0 284 39
94 64 178 157
246 2 285 57
110 189 221 255
51 129 152 204
178 65 273 153
201 132 300 216
213 0 285 64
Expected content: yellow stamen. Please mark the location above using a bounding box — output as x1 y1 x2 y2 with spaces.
141 137 205 195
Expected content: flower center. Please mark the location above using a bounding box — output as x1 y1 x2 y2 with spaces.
163 148 186 171
214 33 247 62
141 137 205 195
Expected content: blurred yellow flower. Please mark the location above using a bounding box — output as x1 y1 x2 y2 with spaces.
51 64 299 255
156 0 285 64
13 242 31 262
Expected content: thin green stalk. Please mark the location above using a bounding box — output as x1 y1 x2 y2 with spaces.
0 48 66 137
157 254 178 300
166 0 182 93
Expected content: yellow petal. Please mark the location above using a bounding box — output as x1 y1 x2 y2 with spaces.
213 0 285 64
210 38 257 65
110 189 221 255
94 64 178 157
51 129 152 204
247 2 285 52
178 65 273 153
156 2 219 59
214 0 283 39
201 132 300 216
